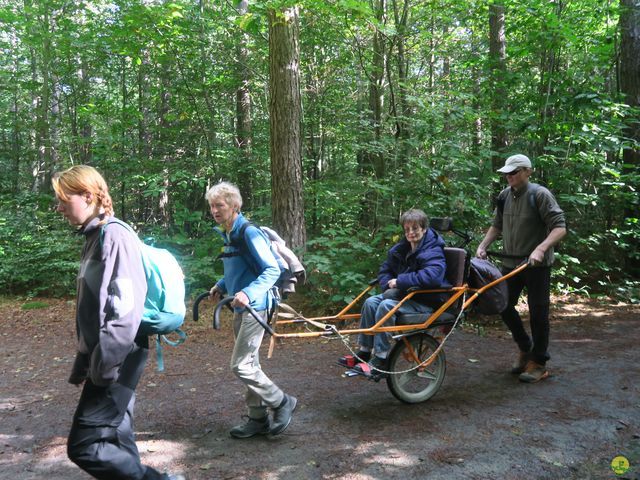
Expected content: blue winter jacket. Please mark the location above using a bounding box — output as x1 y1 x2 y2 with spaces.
378 227 450 307
214 213 280 312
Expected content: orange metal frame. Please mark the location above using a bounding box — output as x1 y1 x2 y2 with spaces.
269 262 529 340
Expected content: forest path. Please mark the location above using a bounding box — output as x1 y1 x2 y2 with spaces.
0 295 638 480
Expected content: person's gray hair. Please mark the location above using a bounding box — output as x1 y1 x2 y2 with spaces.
400 209 428 229
205 181 243 212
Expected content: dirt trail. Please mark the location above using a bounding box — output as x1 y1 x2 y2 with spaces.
0 296 638 480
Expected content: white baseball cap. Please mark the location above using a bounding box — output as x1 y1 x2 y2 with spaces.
497 154 532 173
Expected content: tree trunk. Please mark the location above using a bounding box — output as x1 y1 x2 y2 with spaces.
78 58 93 163
470 30 483 157
10 35 21 193
489 4 508 173
535 1 565 159
138 49 152 165
268 7 306 250
368 0 387 178
158 58 172 227
28 44 38 191
619 0 640 276
442 24 451 135
304 48 322 234
391 0 410 166
235 0 253 209
49 75 60 176
119 56 127 221
33 2 52 192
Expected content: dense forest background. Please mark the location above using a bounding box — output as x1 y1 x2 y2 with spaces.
0 0 638 305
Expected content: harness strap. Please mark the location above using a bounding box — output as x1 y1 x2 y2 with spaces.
277 302 333 332
154 329 187 372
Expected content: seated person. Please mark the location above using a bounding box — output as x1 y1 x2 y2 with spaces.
342 209 450 372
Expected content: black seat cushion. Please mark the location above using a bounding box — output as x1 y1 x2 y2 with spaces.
396 311 455 326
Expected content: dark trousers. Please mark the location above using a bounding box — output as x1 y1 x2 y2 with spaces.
500 266 551 365
67 344 164 480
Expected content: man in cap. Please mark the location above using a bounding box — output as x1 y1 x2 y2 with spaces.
476 154 566 383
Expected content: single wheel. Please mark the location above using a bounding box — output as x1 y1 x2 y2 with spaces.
386 332 446 404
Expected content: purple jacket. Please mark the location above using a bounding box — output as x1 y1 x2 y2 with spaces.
378 227 450 306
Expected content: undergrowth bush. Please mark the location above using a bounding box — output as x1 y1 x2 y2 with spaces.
2 189 636 306
304 224 398 305
0 194 80 297
0 194 223 299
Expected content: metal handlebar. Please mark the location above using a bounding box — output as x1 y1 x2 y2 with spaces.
212 296 275 336
192 292 212 322
192 291 228 329
193 291 276 335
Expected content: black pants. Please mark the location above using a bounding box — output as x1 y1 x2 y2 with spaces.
500 266 551 365
67 344 164 480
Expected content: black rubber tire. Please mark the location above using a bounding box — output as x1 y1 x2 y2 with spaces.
386 333 446 404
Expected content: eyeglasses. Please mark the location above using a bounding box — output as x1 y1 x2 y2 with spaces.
505 169 522 176
404 225 423 233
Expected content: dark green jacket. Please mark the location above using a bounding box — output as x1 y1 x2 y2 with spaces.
492 182 566 269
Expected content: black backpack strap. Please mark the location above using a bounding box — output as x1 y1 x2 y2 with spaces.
216 222 251 259
216 222 262 277
496 188 509 216
527 183 543 223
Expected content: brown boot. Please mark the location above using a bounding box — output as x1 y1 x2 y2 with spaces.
510 351 530 374
518 361 549 383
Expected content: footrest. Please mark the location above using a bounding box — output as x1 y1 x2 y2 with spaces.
342 361 373 378
338 354 359 368
342 362 386 382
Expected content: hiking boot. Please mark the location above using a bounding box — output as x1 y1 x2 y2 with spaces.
511 350 530 374
229 416 271 439
270 394 297 435
518 361 549 383
338 351 371 367
369 355 388 373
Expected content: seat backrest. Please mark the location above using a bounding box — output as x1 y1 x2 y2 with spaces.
444 247 468 287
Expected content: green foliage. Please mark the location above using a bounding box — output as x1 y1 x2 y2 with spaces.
0 189 225 299
0 0 638 304
21 301 49 310
304 224 396 305
0 194 81 297
165 229 223 298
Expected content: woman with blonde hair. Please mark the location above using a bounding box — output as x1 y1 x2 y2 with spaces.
53 165 183 480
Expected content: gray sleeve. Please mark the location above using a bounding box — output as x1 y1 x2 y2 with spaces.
89 225 146 386
537 188 566 231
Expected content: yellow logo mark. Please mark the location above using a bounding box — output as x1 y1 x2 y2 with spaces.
611 455 630 475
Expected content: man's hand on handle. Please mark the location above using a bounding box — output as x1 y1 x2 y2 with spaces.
209 285 221 303
528 246 545 266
